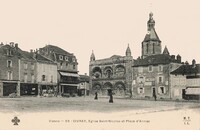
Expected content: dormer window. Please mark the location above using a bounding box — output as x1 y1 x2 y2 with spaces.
72 57 76 62
59 55 63 60
65 56 68 61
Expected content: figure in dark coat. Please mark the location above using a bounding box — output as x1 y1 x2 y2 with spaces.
94 92 98 100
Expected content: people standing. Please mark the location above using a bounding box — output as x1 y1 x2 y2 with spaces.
94 92 98 100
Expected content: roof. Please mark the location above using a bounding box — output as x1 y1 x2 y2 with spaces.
18 49 35 60
110 55 123 59
143 28 161 42
79 75 89 82
170 64 200 75
41 45 72 55
133 54 172 67
36 53 54 63
163 46 170 55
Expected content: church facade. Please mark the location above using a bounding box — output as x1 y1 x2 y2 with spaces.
89 45 133 97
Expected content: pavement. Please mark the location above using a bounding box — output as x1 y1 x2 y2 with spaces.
0 96 199 113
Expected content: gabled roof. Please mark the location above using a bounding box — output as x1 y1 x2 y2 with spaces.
143 28 161 42
42 45 72 55
36 53 54 63
170 64 200 75
18 49 35 60
133 54 172 67
163 46 170 55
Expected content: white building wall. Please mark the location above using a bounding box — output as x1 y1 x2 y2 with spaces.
36 62 57 84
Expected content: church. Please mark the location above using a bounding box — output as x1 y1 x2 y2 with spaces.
89 12 184 99
89 45 133 97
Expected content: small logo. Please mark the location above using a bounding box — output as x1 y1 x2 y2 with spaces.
183 116 191 125
11 116 20 125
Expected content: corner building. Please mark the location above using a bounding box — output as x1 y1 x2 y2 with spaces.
132 13 182 99
89 45 133 97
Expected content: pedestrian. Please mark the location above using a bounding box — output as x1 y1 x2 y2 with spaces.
153 93 157 101
108 89 113 103
94 92 98 100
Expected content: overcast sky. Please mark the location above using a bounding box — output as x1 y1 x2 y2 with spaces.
0 0 200 74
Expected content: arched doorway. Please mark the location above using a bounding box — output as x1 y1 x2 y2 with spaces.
92 83 102 95
103 82 113 96
114 82 125 96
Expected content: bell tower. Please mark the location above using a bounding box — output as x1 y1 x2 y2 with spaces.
141 12 162 59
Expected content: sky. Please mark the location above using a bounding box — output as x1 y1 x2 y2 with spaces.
0 0 200 74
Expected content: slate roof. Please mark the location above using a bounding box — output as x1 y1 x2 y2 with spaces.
133 54 173 67
143 28 161 42
36 53 54 63
79 75 90 82
170 64 200 75
42 45 72 55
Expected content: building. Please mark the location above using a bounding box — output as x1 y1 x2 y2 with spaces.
17 48 37 96
0 43 20 97
78 74 90 96
132 13 182 99
170 60 200 100
34 53 58 97
38 45 79 96
89 45 133 97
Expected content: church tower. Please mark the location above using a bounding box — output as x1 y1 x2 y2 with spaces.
141 12 162 59
90 50 95 61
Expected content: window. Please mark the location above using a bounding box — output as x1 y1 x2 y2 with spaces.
60 62 63 69
152 81 155 86
158 76 163 83
24 73 28 83
42 75 46 81
159 86 165 94
138 67 143 73
7 71 13 80
50 75 53 83
24 63 28 69
72 58 76 62
7 60 12 67
138 87 144 94
138 77 145 83
31 64 34 70
148 66 153 72
59 55 63 60
7 50 12 56
158 65 163 72
73 65 76 69
31 75 34 83
66 63 68 67
65 56 68 61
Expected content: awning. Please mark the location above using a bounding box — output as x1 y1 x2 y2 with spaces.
60 83 78 86
59 72 80 77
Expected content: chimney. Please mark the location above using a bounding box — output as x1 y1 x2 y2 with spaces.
15 43 18 49
30 49 33 53
192 59 196 68
171 55 175 62
85 73 87 76
185 61 189 65
176 54 181 63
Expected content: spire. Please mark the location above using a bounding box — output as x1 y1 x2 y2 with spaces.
163 46 170 55
148 12 155 31
126 44 131 56
143 12 160 42
90 50 95 61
